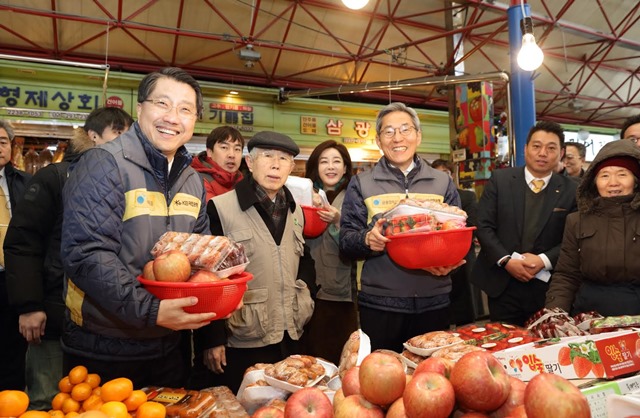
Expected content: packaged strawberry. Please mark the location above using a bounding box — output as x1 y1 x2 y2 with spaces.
380 198 467 236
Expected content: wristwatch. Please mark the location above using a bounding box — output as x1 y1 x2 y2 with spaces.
499 256 511 268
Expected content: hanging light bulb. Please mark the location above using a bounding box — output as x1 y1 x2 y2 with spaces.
517 17 544 71
341 0 369 10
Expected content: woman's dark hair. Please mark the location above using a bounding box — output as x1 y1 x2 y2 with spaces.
305 140 353 203
137 67 204 119
83 107 134 135
206 126 245 149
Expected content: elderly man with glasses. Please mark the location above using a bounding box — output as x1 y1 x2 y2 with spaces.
340 102 462 353
193 131 313 394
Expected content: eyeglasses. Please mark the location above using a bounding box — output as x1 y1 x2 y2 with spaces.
380 125 418 139
625 136 639 144
256 150 294 164
143 99 198 119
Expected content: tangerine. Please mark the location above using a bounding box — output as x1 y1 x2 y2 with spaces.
50 410 65 418
85 374 101 389
92 387 102 397
0 390 30 417
100 378 133 403
82 394 104 411
52 392 72 411
18 411 51 418
68 366 89 385
65 412 81 418
62 397 81 414
71 383 93 402
77 411 110 418
100 401 128 418
136 402 166 418
59 376 74 393
122 390 147 412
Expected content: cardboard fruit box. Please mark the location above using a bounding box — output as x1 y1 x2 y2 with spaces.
493 329 640 381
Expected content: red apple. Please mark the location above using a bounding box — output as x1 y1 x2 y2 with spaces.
341 366 361 397
153 250 191 282
491 377 527 418
143 260 155 280
386 397 407 418
358 352 406 406
188 269 224 282
506 405 527 418
413 356 455 379
450 351 511 412
284 387 333 418
458 413 491 418
252 405 285 418
334 395 384 418
403 371 455 418
524 373 590 418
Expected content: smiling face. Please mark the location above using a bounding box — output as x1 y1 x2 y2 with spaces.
376 110 422 171
136 77 198 160
207 139 243 174
317 147 347 190
525 130 563 178
563 144 585 177
246 148 295 199
596 166 636 197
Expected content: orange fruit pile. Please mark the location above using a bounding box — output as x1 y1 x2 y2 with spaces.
45 367 166 418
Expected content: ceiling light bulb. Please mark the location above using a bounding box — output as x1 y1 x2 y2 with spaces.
517 33 544 71
341 0 369 10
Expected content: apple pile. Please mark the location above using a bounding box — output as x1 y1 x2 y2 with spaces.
260 351 592 418
142 250 226 283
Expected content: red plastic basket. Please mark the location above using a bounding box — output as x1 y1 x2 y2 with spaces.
137 272 253 318
385 227 476 269
301 205 329 238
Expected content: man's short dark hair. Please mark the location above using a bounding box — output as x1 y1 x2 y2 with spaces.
565 142 586 159
137 67 203 119
620 114 640 139
84 107 134 136
431 159 454 173
526 121 565 147
206 126 245 150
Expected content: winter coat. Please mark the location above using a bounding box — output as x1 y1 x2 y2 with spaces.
546 140 640 314
5 128 91 340
60 123 209 360
306 190 353 302
339 155 461 313
191 151 243 201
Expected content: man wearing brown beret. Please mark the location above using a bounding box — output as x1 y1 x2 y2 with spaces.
192 131 314 393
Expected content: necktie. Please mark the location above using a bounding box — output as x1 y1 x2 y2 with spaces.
531 179 545 193
0 177 9 267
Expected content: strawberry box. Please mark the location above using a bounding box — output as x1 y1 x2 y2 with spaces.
493 329 640 381
455 322 539 352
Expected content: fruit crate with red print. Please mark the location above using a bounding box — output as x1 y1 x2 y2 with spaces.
493 329 640 381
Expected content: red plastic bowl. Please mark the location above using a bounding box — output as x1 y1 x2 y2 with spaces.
301 205 329 238
385 227 476 269
138 271 252 318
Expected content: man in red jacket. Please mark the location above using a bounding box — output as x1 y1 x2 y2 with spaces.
191 126 244 201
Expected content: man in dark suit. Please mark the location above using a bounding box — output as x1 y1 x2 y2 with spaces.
431 159 478 325
471 121 578 326
0 120 32 390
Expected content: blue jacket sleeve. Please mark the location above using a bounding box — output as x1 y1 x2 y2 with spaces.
61 149 160 329
339 176 373 260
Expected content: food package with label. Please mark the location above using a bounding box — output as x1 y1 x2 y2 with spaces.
589 315 640 334
525 307 589 338
455 322 539 352
151 232 249 278
142 387 219 418
493 329 640 381
380 198 467 236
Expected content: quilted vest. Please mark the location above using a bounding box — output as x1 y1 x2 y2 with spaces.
213 191 314 348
